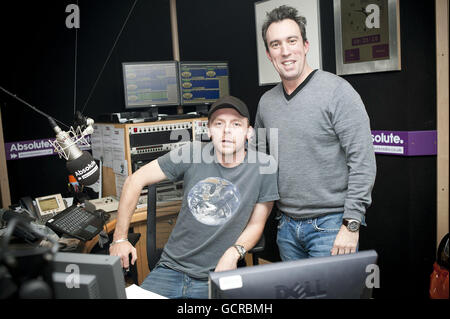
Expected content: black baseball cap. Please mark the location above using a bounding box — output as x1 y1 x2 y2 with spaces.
208 95 250 121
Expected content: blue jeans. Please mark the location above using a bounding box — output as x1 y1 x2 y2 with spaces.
140 264 209 299
276 212 348 260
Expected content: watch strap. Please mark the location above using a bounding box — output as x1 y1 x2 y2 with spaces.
343 219 360 231
233 244 246 260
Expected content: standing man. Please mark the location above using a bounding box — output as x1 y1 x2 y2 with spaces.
110 96 279 298
255 5 376 260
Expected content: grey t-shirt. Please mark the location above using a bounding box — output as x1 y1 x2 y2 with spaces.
156 141 279 279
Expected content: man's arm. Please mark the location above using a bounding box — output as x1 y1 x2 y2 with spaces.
109 159 167 268
215 201 274 272
331 81 376 255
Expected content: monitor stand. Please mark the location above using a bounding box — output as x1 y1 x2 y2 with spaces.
146 106 159 118
195 104 209 116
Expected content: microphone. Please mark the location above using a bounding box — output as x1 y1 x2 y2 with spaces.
0 86 100 185
48 117 100 186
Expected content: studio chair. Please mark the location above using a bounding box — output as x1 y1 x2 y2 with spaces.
145 184 265 271
146 184 162 271
249 235 265 265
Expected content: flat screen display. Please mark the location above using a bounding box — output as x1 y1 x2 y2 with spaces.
123 61 180 108
179 62 230 105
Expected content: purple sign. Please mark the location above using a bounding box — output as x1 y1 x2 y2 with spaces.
4 132 437 160
345 48 360 63
371 130 437 156
352 34 380 46
5 136 91 160
372 44 389 59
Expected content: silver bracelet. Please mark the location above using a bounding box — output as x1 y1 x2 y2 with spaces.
110 238 129 246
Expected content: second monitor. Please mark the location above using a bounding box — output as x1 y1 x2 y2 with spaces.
179 61 230 106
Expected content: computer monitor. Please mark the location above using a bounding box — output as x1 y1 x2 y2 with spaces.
51 252 126 299
179 61 230 106
209 250 378 299
122 61 180 109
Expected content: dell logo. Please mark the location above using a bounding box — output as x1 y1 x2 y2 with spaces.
275 280 327 299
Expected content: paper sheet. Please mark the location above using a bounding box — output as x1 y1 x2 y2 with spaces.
125 284 168 299
101 125 114 168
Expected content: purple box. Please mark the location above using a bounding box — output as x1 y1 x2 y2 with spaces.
345 48 360 63
372 44 389 59
371 130 437 156
5 136 92 160
352 34 380 46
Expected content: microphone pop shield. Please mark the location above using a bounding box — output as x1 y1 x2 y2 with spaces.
66 151 100 186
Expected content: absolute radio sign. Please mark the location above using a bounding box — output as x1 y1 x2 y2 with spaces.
371 130 437 156
4 130 436 160
5 136 91 160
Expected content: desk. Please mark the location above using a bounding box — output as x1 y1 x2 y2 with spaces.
82 201 181 285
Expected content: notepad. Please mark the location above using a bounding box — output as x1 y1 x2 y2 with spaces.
125 284 168 299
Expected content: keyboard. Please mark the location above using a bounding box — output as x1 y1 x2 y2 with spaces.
46 205 104 241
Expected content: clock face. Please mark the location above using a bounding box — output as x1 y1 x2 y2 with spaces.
346 8 367 32
339 0 391 64
342 0 385 34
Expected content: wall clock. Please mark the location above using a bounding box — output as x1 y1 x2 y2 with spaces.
334 0 401 75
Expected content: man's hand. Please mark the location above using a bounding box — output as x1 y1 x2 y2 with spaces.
331 225 359 255
109 241 137 269
215 247 241 272
109 159 166 269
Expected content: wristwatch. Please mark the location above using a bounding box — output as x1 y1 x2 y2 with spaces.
233 244 247 260
343 219 360 232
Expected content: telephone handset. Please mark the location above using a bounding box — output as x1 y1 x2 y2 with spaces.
19 194 66 223
19 196 38 218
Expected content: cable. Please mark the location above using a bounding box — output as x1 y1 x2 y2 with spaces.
0 86 70 129
2 1 138 127
80 0 138 114
73 1 79 117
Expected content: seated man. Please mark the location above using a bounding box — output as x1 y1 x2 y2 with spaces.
109 95 279 299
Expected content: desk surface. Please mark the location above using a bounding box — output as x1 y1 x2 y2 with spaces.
109 200 181 225
81 201 182 254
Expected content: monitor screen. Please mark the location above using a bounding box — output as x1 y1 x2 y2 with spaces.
179 62 230 105
209 250 378 299
52 252 127 299
122 61 180 108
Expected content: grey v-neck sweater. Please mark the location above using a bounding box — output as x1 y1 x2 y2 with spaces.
255 70 376 224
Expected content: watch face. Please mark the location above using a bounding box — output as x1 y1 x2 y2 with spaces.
347 221 360 232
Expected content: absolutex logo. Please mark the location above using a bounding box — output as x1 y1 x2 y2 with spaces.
371 132 404 144
9 140 53 152
75 161 98 179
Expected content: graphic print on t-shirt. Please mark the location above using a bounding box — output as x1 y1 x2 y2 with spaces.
187 177 241 226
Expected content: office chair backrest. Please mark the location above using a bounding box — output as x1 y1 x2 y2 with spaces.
146 184 160 271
